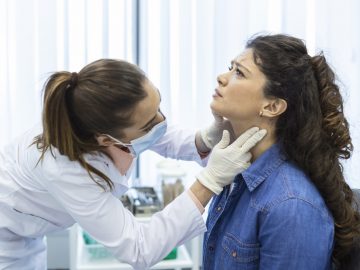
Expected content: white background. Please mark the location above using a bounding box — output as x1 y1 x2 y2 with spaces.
0 0 359 189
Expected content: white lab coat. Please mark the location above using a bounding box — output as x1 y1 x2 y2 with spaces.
0 124 207 270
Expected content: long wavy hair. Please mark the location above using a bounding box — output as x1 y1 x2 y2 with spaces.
34 59 147 190
246 34 360 269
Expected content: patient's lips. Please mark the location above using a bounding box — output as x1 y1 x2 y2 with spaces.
213 88 223 98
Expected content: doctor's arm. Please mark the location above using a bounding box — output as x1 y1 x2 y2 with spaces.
150 124 206 165
43 159 204 269
42 129 264 269
151 111 235 164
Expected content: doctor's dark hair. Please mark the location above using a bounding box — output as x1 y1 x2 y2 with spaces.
34 59 147 190
246 34 360 269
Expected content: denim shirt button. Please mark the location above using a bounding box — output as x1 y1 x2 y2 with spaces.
216 206 222 212
208 245 214 251
232 251 237 257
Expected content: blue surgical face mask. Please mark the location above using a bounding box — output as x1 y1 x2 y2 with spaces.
106 119 167 157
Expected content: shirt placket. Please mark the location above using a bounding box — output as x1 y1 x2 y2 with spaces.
204 175 245 267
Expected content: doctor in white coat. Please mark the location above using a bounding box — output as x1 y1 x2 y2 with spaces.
0 59 266 269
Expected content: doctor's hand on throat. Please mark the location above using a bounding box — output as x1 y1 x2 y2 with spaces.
196 127 267 195
196 111 235 153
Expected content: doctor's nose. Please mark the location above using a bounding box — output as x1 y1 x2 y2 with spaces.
217 73 228 87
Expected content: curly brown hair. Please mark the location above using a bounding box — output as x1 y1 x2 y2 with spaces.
246 34 360 269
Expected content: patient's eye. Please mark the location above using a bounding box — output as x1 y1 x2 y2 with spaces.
228 64 245 78
235 68 244 77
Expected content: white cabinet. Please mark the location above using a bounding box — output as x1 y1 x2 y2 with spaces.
69 220 201 270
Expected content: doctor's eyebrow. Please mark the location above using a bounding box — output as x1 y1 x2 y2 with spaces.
140 114 157 130
140 89 162 130
231 60 252 74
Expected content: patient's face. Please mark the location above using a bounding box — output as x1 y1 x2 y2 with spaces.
211 49 267 125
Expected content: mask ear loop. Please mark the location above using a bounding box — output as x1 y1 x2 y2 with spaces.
99 134 133 154
103 134 129 145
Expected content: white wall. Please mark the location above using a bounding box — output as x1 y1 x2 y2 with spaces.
139 0 360 189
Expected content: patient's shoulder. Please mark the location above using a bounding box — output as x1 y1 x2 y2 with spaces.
250 161 328 216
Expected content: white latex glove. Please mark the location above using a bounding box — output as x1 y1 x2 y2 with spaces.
197 127 267 195
200 112 235 150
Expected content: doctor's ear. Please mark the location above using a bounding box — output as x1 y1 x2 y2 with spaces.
95 135 114 147
261 98 287 118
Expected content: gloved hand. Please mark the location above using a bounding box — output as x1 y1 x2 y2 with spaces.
199 112 235 151
196 127 267 194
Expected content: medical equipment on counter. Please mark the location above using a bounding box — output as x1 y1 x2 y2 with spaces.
156 160 186 207
119 187 162 217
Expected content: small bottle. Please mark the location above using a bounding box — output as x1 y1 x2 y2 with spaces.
156 159 186 207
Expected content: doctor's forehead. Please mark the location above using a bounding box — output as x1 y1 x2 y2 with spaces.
131 81 161 124
145 79 162 100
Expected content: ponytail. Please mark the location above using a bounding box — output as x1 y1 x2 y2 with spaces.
311 54 352 158
311 54 360 269
34 71 114 190
43 72 79 157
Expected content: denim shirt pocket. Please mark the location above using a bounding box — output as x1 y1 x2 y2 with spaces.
221 233 260 269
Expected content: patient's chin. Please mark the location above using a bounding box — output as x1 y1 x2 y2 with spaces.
210 101 222 115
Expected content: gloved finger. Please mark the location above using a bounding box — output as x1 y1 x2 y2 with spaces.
224 120 236 143
240 129 267 153
215 130 230 149
212 111 224 124
242 161 251 170
240 152 252 163
234 160 251 173
232 127 260 147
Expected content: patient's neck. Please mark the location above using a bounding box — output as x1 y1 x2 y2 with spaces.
232 122 276 162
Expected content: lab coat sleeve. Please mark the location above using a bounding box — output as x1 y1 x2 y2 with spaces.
42 156 206 269
150 124 207 166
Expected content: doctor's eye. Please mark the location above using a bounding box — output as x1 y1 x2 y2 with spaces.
144 126 153 132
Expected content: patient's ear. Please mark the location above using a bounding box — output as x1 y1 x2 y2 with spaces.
261 98 287 118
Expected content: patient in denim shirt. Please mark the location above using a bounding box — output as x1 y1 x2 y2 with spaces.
203 34 359 269
204 144 333 269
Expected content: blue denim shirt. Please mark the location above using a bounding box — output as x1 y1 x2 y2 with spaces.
203 144 334 270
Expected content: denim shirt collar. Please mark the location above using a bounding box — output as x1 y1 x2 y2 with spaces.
241 143 287 192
